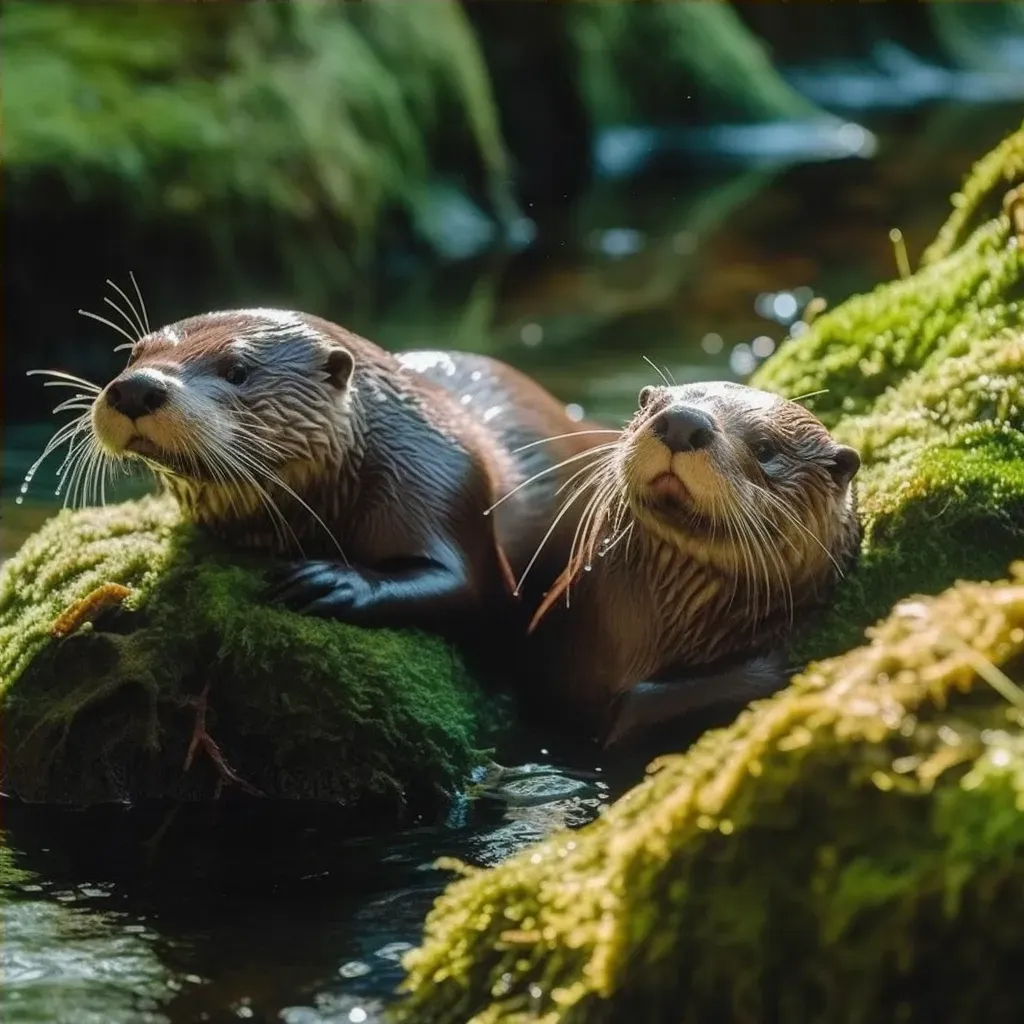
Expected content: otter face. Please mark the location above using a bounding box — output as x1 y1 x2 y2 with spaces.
91 309 355 508
619 381 860 579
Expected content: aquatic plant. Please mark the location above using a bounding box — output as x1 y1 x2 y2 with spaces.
394 125 1024 1024
0 497 493 813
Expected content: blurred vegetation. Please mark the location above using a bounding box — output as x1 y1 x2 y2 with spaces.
2 0 830 424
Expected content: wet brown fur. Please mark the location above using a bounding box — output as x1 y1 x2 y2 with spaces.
89 308 612 632
523 380 861 734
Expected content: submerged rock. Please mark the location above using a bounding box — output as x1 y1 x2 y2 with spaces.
0 497 493 814
396 126 1024 1023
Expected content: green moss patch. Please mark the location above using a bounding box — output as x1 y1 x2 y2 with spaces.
398 566 1024 1024
751 120 1024 425
0 496 492 814
789 330 1024 662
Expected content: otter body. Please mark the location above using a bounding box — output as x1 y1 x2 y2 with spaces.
86 309 612 640
520 380 861 745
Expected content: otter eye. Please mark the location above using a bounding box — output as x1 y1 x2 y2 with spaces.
221 362 248 386
638 386 655 409
753 440 778 463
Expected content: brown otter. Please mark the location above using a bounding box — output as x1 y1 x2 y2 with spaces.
515 380 862 747
77 307 616 634
32 306 616 789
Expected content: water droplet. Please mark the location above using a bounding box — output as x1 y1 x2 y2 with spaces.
338 960 371 979
583 563 592 572
520 323 543 347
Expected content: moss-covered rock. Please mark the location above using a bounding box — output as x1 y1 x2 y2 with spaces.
749 121 1024 662
0 496 494 814
394 126 1024 1024
398 565 1024 1024
750 120 1024 424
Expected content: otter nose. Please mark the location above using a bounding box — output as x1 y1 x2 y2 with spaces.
105 373 168 420
652 405 716 453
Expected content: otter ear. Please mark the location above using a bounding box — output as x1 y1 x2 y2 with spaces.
829 445 861 487
323 345 354 391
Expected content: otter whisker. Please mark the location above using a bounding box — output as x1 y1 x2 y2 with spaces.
527 464 620 629
642 356 673 388
754 483 844 578
20 411 94 499
789 389 829 405
78 308 137 346
560 464 620 605
231 448 348 561
103 296 143 342
198 440 302 555
106 277 147 339
511 428 620 455
183 431 299 554
515 453 616 596
27 369 103 392
51 396 94 415
130 271 151 335
485 443 619 515
553 447 618 498
41 381 102 397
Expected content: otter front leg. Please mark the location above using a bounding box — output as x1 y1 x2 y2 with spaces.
600 649 793 750
264 555 474 629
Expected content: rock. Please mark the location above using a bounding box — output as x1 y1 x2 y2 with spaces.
394 125 1024 1024
399 568 1024 1024
0 496 494 815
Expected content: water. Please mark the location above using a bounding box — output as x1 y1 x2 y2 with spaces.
2 101 1022 1023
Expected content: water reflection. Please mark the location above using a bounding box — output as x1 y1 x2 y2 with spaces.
1 758 611 1024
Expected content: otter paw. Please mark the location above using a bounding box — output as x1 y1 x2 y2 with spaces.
263 562 369 617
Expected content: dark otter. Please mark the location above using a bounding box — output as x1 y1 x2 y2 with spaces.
517 380 862 747
81 307 615 636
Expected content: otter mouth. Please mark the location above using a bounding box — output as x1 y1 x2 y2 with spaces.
125 435 201 478
641 471 717 535
125 436 164 460
647 471 691 506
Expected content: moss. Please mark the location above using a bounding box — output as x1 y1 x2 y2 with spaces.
789 331 1024 663
567 0 819 128
398 566 1024 1024
2 0 512 259
0 496 494 813
394 126 1024 1024
746 123 1024 661
750 120 1024 425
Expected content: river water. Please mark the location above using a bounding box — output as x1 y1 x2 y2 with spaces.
2 102 1021 1024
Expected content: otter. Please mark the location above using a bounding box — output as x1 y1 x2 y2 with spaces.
515 380 862 747
39 306 617 789
79 307 615 636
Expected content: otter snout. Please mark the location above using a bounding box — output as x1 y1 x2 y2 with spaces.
105 372 168 420
651 405 716 454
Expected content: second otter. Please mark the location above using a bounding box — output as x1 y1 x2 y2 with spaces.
519 380 861 746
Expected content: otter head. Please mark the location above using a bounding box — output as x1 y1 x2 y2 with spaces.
619 381 861 589
90 308 356 527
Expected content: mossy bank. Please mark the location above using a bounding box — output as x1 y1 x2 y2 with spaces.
0 497 497 815
395 126 1024 1023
